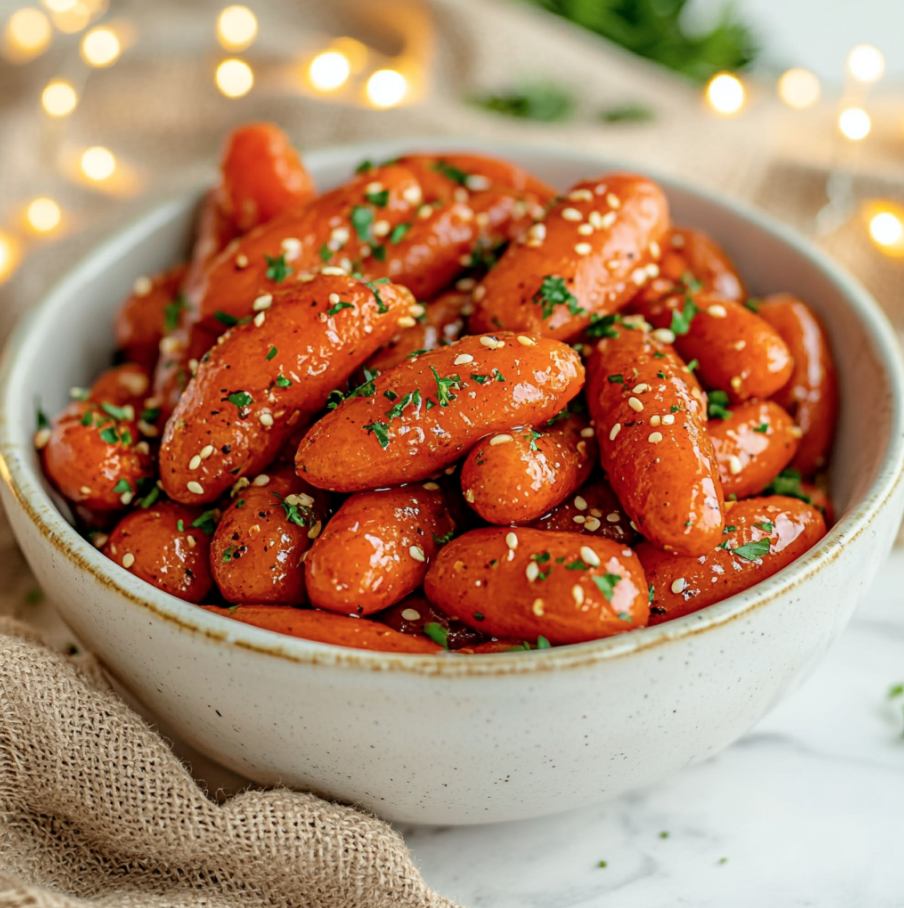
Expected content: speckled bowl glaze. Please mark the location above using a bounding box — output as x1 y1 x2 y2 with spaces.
1 140 903 825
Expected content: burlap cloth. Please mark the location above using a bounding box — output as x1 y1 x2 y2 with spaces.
0 0 902 904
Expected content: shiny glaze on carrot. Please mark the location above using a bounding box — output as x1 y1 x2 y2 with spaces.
114 265 187 371
151 322 221 423
305 485 454 615
376 593 488 650
210 468 329 605
88 363 152 406
756 293 838 474
639 496 826 625
468 174 669 341
637 226 745 304
295 333 585 492
191 153 554 332
159 275 413 504
201 605 442 653
585 325 724 556
528 476 638 545
103 501 214 603
633 291 793 403
708 400 799 499
459 412 596 525
424 527 649 645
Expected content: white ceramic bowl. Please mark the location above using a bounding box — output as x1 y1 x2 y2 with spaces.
2 140 903 825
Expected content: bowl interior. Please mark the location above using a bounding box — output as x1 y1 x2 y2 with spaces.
1 138 902 665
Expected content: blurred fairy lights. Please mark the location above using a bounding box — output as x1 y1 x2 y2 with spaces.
41 79 78 116
216 58 254 97
216 5 257 51
3 7 52 61
80 25 120 66
705 72 745 116
309 50 350 91
778 68 820 110
80 146 116 181
838 106 871 141
366 68 408 108
848 45 885 84
26 198 62 234
0 233 22 284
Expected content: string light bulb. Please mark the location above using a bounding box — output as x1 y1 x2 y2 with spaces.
0 233 22 284
848 45 884 84
80 26 120 66
50 2 91 34
330 37 368 74
216 6 257 51
706 72 745 116
81 146 116 181
215 58 253 98
838 107 871 141
41 79 78 117
26 198 62 233
777 68 820 110
366 69 407 108
3 8 53 62
870 211 903 249
309 50 350 92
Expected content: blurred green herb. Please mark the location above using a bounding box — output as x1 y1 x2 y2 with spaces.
600 101 655 123
471 81 575 122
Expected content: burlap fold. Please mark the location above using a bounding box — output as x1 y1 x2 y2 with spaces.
0 619 459 908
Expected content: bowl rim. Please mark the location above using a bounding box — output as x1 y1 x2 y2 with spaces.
2 136 903 677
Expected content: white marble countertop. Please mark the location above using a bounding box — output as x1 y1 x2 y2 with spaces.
403 551 904 907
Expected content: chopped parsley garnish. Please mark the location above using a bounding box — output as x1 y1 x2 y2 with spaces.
597 861 608 869
214 310 239 327
265 253 292 282
177 520 184 532
733 539 771 561
592 573 621 601
523 429 542 451
326 390 346 410
607 374 624 384
763 468 812 503
222 545 236 563
101 402 130 421
754 521 774 533
385 389 422 421
327 300 354 316
113 479 132 494
407 349 429 359
35 398 49 431
266 346 278 361
565 558 590 571
371 244 387 262
494 370 506 382
226 391 253 409
470 373 491 384
586 313 622 339
679 271 703 293
141 408 160 424
536 636 551 649
384 390 398 401
390 222 411 244
473 611 485 621
430 159 468 185
753 422 770 433
433 529 454 545
670 405 681 413
138 485 160 509
363 420 391 449
685 358 699 373
354 158 373 174
423 622 449 649
707 390 733 421
350 205 374 242
365 189 389 207
271 492 309 528
744 298 761 313
723 525 737 534
99 427 119 444
191 510 218 535
670 295 698 335
366 277 391 313
532 274 584 320
648 583 655 605
164 294 187 332
81 411 94 427
531 551 551 563
275 374 292 388
319 243 332 263
653 351 666 359
430 366 461 407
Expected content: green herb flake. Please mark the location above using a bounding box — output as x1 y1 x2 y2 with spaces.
660 831 670 839
222 545 236 563
565 559 590 571
385 389 422 421
226 391 253 409
101 402 130 421
265 253 292 283
532 274 584 320
763 468 812 504
275 374 292 389
586 313 622 339
536 636 551 649
597 861 608 869
686 358 699 374
214 310 239 327
365 189 389 207
473 611 485 621
350 205 374 242
113 479 132 495
653 351 666 359
493 370 506 382
423 622 449 649
433 529 454 545
272 492 310 529
366 277 391 313
648 583 655 605
733 538 771 562
98 426 118 444
25 587 44 606
35 398 50 431
390 222 411 244
354 158 373 174
607 374 625 384
592 573 622 601
164 294 188 333
319 243 332 263
723 525 737 534
754 521 774 533
744 298 761 313
707 390 733 421
670 296 698 335
177 520 184 532
191 510 219 535
266 346 278 362
364 420 391 449
138 485 160 509
80 411 93 427
430 160 469 185
470 373 491 384
430 366 461 407
327 298 355 317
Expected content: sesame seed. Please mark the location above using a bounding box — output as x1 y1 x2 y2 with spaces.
331 226 350 244
187 481 204 495
259 412 274 427
422 481 440 490
321 266 347 276
631 267 648 286
562 207 583 221
473 285 486 301
573 515 586 524
459 254 473 267
590 508 602 517
120 492 133 506
189 455 202 470
587 211 604 229
671 577 687 594
307 520 322 539
651 328 675 344
526 562 540 582
708 304 728 318
577 223 594 236
453 353 474 365
575 242 592 256
327 293 341 305
475 212 491 228
630 520 639 531
365 181 383 195
409 545 426 562
92 533 108 548
373 219 390 237
34 428 51 449
601 211 616 229
282 237 301 259
584 517 601 532
360 245 372 259
650 415 661 427
505 533 519 551
79 485 91 495
402 184 422 205
401 608 421 621
160 336 182 355
490 434 513 446
187 535 197 548
730 376 743 391
133 276 152 297
628 397 644 412
567 188 593 201
572 585 585 606
517 335 536 346
606 512 621 523
580 427 595 438
609 423 621 441
649 432 663 444
633 383 650 394
662 414 676 425
409 303 426 317
198 445 214 461
789 425 803 438
231 477 250 496
418 204 433 220
650 241 661 258
729 455 743 475
456 277 477 292
464 489 475 503
606 193 621 209
119 372 149 396
580 546 600 567
297 493 315 508
577 440 587 456
574 495 588 511
480 336 504 349
252 474 270 487
397 316 417 328
454 187 469 204
122 553 135 568
532 598 545 616
528 222 547 240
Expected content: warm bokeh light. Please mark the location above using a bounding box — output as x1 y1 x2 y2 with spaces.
777 68 820 110
81 146 116 181
848 45 885 84
838 106 871 140
706 72 745 115
0 232 22 283
41 0 75 11
366 69 407 108
870 211 903 248
26 197 62 233
215 58 254 98
331 37 368 73
80 26 120 66
216 5 257 51
309 50 350 91
41 79 78 116
50 1 91 33
3 8 53 61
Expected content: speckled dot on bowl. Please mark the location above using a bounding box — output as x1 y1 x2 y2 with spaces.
1 139 902 825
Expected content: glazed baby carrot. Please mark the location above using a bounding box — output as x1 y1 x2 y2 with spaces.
210 468 329 605
459 411 596 525
632 291 793 403
87 363 152 406
377 593 488 650
639 495 826 625
585 324 724 556
708 399 799 499
755 293 838 474
151 322 221 422
424 527 649 645
295 333 584 492
202 606 443 653
114 265 187 371
637 227 745 304
528 477 638 545
159 274 413 504
305 484 455 615
191 153 553 331
467 173 669 341
103 501 214 603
